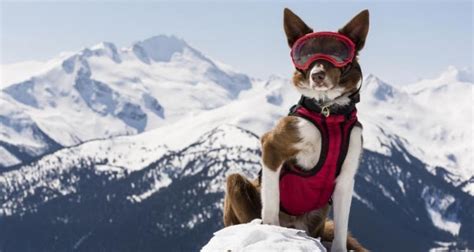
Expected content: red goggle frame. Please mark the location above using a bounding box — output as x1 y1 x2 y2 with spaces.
291 32 356 71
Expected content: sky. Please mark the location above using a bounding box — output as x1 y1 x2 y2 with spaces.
0 1 472 85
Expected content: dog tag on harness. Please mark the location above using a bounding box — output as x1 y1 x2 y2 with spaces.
322 106 330 117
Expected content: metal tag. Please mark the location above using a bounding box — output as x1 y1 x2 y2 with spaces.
322 106 330 117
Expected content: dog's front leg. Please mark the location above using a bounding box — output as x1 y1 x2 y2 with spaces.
331 176 355 252
331 127 362 252
261 164 281 225
260 130 284 226
260 117 300 226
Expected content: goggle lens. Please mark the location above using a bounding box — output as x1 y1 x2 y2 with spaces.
291 32 355 70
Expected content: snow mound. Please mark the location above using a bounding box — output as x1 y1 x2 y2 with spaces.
201 219 326 252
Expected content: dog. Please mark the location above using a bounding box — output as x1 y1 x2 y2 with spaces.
224 8 369 252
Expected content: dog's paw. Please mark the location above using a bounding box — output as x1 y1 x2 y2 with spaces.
250 219 263 225
261 210 280 226
262 217 280 226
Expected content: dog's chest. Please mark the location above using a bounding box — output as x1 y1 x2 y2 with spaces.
293 118 322 170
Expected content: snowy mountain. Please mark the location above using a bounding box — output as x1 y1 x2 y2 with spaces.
0 124 472 251
0 125 261 251
0 35 472 251
0 35 251 168
359 69 473 195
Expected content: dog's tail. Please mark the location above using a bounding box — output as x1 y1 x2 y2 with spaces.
321 220 369 252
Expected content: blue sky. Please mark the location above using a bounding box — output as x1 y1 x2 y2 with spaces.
1 1 472 85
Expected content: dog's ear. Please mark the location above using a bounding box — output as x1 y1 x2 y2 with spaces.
283 8 313 47
339 9 369 51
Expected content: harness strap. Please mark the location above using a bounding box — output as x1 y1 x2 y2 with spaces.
258 64 363 185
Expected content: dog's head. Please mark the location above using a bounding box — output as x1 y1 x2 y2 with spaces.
284 8 369 102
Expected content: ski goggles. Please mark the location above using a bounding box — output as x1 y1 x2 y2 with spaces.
291 32 356 71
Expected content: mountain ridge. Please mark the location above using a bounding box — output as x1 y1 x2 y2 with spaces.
1 36 471 194
0 35 252 167
0 35 472 251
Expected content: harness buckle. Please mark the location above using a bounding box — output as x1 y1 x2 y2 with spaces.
321 106 330 117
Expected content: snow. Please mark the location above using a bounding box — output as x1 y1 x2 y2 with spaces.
126 174 172 203
377 183 396 202
426 206 461 236
429 241 457 252
422 186 461 236
353 191 375 210
0 146 20 167
201 219 326 252
397 180 406 195
1 59 61 88
462 182 474 196
0 97 54 154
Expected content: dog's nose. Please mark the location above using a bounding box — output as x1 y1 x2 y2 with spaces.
311 71 326 83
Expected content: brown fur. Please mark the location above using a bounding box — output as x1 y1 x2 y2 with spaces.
338 10 370 51
260 116 301 171
283 8 313 47
223 173 261 226
279 204 330 238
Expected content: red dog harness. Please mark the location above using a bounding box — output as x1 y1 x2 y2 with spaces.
279 104 359 216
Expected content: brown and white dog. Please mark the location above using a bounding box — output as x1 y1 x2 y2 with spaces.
224 8 369 252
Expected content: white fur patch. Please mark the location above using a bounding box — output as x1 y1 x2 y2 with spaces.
295 85 348 106
336 126 363 183
309 64 328 91
294 118 322 170
309 64 326 89
311 63 325 73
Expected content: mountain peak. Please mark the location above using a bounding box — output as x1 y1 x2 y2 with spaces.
139 35 187 46
364 73 382 84
89 41 121 63
363 74 396 101
438 66 472 83
131 35 191 62
403 66 473 94
197 125 259 150
363 74 390 89
91 41 117 51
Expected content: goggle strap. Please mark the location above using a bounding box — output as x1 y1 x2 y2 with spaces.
348 64 363 103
